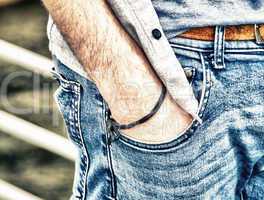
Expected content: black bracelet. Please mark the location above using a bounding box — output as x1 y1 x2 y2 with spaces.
107 84 167 132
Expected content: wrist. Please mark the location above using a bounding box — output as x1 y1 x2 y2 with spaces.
101 75 163 124
120 93 193 144
93 53 163 124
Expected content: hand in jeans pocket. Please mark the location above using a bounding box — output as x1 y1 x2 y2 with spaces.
108 89 193 144
104 51 212 145
99 63 194 144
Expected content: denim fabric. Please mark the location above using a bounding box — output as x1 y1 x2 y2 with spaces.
52 36 264 199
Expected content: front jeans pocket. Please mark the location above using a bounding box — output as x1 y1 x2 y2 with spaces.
106 54 215 200
105 52 213 151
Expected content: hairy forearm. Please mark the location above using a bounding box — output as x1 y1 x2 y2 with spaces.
42 0 192 142
43 0 159 114
43 1 143 76
43 0 169 124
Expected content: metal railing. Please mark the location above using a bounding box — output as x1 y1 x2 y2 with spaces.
0 110 77 161
0 39 53 78
0 179 44 200
0 39 75 200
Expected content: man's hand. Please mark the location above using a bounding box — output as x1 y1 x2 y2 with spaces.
42 0 193 143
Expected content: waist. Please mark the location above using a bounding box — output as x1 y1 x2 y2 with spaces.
178 24 264 41
169 31 264 62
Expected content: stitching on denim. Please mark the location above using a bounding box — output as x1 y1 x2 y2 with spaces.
53 68 89 199
51 70 81 94
102 102 117 199
66 84 89 200
75 85 90 200
198 53 212 118
64 87 83 147
54 87 82 147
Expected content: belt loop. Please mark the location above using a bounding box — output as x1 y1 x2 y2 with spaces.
213 26 226 69
254 24 264 44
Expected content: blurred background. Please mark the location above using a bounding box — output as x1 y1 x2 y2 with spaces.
0 0 75 199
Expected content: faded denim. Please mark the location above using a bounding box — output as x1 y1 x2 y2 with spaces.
52 34 264 199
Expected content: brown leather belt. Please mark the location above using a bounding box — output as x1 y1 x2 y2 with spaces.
178 24 264 41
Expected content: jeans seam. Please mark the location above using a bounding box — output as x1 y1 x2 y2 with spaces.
198 52 212 118
52 66 89 199
76 85 90 200
103 103 117 199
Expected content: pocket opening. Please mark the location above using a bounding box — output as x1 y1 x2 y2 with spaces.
105 52 212 151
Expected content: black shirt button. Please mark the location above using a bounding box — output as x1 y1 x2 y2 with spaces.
152 28 162 39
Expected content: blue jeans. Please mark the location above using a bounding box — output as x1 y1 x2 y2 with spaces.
52 30 264 200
